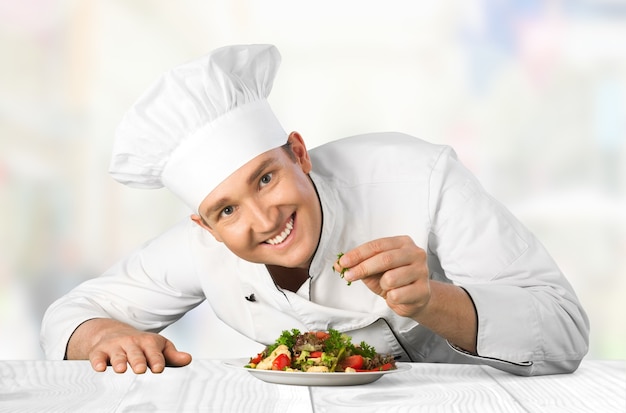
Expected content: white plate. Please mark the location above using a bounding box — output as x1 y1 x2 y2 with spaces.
224 359 411 386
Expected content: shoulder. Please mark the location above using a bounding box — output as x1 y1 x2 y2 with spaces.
310 132 453 183
127 216 221 268
311 131 443 153
139 216 196 250
114 216 233 293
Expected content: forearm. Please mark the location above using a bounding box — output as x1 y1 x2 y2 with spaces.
462 283 589 364
411 281 478 354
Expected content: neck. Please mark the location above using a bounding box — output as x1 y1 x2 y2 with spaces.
266 265 310 293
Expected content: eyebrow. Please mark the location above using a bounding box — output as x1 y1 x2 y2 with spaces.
205 197 230 218
246 157 276 186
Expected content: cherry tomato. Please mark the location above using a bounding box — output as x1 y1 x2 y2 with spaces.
315 331 330 340
339 355 364 371
249 353 263 364
356 363 394 372
271 353 291 370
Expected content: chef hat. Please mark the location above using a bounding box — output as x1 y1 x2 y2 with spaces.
109 44 287 212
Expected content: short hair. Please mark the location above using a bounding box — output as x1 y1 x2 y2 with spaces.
280 140 297 162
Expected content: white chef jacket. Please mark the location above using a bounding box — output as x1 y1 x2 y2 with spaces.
41 132 589 376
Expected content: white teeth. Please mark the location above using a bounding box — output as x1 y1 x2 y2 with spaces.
266 217 294 245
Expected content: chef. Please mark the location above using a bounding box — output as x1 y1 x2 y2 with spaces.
40 44 589 376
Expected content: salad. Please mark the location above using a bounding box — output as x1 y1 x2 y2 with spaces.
245 329 397 373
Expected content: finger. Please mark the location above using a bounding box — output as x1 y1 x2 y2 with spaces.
385 279 432 317
360 274 385 297
341 237 420 283
125 346 149 374
144 350 166 373
162 340 192 368
109 352 129 373
378 265 420 291
344 249 408 283
124 335 165 373
89 350 110 372
385 280 429 306
339 237 402 268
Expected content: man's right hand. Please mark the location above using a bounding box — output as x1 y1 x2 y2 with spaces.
66 318 192 374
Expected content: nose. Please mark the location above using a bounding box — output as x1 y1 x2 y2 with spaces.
245 200 277 233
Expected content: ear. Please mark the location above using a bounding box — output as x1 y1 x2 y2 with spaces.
287 131 312 174
190 214 223 242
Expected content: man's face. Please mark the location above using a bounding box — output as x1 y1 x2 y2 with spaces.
192 132 322 269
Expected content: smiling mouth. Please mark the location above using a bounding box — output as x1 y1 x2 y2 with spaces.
265 215 294 245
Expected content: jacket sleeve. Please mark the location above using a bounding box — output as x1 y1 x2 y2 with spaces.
427 147 590 376
40 219 206 360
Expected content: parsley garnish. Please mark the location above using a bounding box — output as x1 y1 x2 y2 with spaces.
333 252 351 286
324 329 351 353
354 341 377 359
266 328 300 355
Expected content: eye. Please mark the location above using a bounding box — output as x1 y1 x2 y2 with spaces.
220 206 234 217
259 172 273 187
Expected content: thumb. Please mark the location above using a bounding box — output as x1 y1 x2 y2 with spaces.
163 339 192 367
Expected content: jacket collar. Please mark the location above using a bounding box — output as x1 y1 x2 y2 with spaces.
308 170 344 279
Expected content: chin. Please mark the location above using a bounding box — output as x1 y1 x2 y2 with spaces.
272 252 312 269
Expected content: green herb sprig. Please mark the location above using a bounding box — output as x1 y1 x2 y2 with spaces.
333 252 351 286
266 328 300 355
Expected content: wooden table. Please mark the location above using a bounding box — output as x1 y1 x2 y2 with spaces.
1 359 624 412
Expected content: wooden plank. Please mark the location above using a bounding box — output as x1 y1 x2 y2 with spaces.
2 359 623 412
310 363 526 412
486 360 626 413
116 359 313 412
0 360 135 413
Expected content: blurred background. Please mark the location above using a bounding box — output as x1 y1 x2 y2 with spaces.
1 0 624 360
